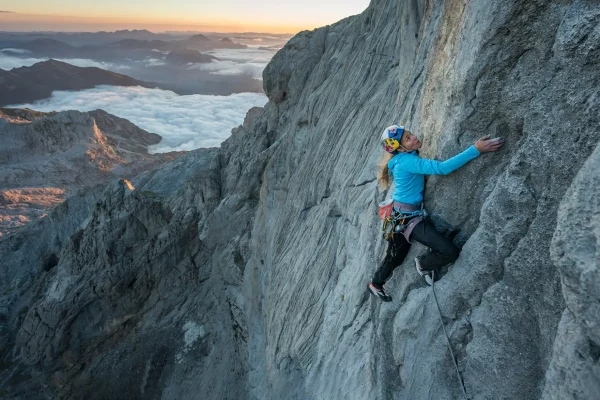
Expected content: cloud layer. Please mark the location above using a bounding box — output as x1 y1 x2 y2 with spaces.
9 86 268 153
195 48 277 80
0 53 46 69
0 48 31 54
0 48 276 81
0 52 129 72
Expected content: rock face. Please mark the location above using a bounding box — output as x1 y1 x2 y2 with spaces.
0 108 180 236
1 0 599 399
544 143 600 400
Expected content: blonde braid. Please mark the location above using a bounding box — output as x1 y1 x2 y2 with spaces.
378 151 394 190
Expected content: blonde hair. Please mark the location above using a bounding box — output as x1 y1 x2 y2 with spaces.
378 151 394 190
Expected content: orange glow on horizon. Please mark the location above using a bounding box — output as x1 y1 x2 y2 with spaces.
0 12 319 34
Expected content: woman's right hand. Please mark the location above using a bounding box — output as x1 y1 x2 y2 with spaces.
475 135 504 152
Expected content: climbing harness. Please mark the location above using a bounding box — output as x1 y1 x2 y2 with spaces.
431 270 469 400
380 203 428 242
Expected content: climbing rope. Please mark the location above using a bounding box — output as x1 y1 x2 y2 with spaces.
431 271 469 400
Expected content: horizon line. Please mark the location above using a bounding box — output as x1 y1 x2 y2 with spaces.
0 11 334 34
0 28 297 35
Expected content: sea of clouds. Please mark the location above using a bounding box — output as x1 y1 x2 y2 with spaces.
0 47 276 81
9 86 268 153
2 45 275 153
198 48 276 80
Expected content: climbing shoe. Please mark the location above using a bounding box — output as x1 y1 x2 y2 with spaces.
367 283 392 302
415 257 434 286
424 273 433 286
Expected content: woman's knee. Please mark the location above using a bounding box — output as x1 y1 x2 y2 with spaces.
446 243 460 262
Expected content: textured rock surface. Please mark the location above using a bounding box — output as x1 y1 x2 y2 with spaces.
0 108 180 236
543 143 600 400
1 0 599 399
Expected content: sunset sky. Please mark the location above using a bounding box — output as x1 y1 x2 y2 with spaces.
0 1 371 33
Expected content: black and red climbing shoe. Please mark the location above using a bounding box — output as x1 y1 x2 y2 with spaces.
367 283 392 302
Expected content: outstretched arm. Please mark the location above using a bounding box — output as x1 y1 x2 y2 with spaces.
401 136 504 175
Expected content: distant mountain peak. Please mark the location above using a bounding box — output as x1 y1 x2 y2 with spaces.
115 29 154 34
44 59 65 65
30 59 75 70
166 49 217 65
215 38 247 49
1 60 157 107
187 34 211 42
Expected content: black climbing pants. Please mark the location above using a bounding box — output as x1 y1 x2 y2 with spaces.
371 219 460 287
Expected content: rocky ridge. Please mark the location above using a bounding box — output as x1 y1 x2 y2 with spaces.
0 108 180 236
0 0 599 399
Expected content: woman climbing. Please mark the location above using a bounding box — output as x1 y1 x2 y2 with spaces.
368 125 504 302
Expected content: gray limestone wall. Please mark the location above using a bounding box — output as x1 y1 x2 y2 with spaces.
0 0 599 399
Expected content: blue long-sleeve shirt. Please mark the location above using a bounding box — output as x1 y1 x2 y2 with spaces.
389 145 481 205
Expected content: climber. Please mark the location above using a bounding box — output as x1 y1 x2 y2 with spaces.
368 125 504 301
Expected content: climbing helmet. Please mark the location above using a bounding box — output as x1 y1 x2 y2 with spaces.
381 125 405 154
